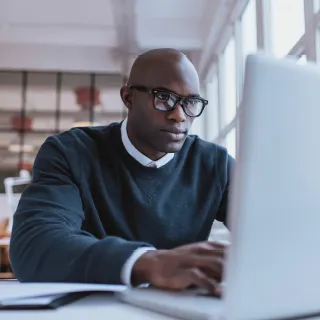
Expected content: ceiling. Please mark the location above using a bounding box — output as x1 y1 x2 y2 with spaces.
0 0 230 72
0 0 236 170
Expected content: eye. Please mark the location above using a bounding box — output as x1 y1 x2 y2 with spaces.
186 98 200 106
155 92 170 101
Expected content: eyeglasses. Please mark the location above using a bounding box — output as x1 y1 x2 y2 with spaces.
129 85 208 118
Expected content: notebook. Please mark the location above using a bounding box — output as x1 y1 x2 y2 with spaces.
0 282 126 310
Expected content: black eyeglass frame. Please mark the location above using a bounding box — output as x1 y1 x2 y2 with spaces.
129 85 208 118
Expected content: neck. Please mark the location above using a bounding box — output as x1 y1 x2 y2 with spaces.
127 125 166 161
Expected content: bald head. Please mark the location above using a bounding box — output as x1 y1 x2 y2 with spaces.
127 48 200 94
120 48 204 160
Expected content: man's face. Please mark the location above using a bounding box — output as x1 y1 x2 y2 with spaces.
121 54 205 156
129 84 199 153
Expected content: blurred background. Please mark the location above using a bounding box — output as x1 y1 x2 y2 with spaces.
0 0 317 207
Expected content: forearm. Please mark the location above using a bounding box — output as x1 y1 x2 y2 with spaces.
10 215 152 284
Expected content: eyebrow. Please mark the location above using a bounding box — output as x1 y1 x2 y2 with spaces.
155 86 200 98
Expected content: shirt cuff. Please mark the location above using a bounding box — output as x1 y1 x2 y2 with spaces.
121 247 156 287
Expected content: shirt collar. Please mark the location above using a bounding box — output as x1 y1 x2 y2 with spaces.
121 118 174 168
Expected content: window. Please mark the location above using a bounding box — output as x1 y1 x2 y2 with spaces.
96 75 125 126
0 70 123 185
205 74 219 141
225 127 236 158
61 74 91 129
222 37 237 125
26 73 57 131
241 0 257 67
0 73 22 130
270 0 305 57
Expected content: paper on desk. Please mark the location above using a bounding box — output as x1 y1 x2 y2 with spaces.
0 282 127 301
0 293 66 307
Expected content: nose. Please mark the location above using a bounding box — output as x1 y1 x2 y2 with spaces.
167 103 186 122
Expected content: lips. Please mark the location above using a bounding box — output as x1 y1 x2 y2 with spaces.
161 128 187 141
161 128 186 134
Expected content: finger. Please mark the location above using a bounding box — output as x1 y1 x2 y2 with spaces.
187 268 219 294
185 256 224 281
215 283 224 298
207 241 230 250
191 243 226 258
199 265 224 282
185 254 224 268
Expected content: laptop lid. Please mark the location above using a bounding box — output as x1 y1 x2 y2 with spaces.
224 54 320 320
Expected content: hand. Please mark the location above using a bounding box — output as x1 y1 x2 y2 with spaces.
132 242 227 296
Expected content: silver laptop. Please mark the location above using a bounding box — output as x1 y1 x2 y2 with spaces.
117 54 320 320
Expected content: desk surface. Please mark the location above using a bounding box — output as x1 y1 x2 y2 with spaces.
0 293 177 320
1 293 320 320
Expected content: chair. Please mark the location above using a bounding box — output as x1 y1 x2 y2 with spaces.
4 170 31 233
0 229 11 279
0 236 11 279
1 170 31 279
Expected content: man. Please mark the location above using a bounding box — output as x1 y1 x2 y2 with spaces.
10 48 233 296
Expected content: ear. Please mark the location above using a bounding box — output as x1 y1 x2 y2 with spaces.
120 86 133 111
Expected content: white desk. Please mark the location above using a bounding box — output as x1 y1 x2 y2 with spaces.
0 293 178 320
1 293 320 320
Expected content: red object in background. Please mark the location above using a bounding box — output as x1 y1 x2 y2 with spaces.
18 161 33 171
75 87 101 108
11 115 32 131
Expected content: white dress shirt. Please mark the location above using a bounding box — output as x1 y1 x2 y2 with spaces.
120 118 174 286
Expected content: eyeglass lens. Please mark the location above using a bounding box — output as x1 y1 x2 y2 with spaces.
154 92 203 117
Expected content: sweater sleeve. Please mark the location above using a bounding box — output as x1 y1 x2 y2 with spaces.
9 135 152 284
215 154 235 228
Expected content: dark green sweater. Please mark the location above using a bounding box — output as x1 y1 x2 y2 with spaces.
10 122 234 284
